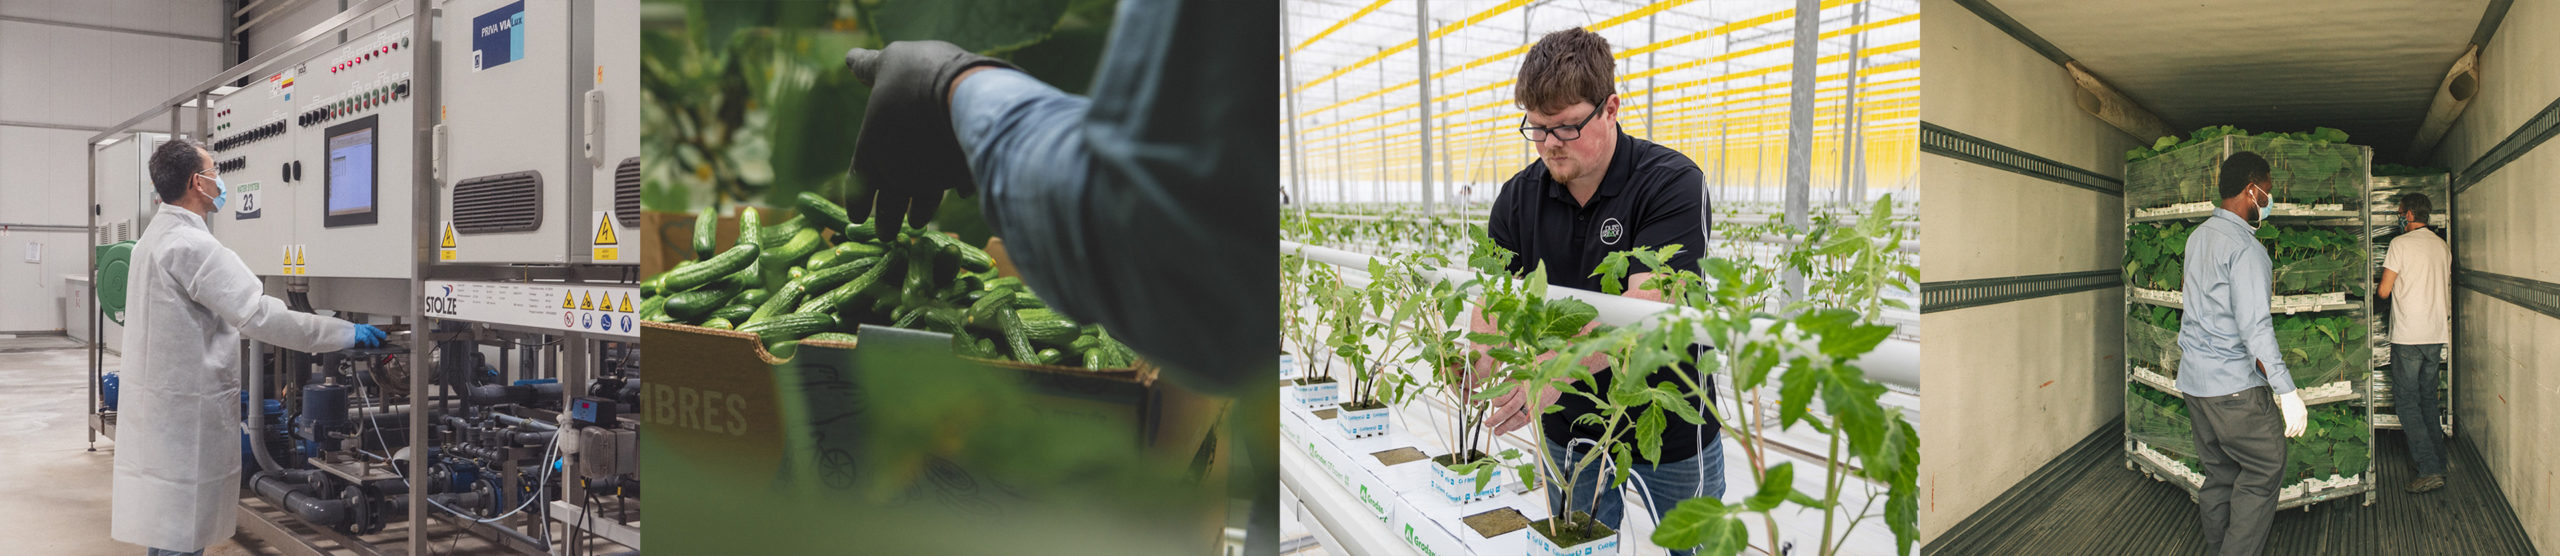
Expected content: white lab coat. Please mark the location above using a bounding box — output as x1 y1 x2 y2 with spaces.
112 203 351 551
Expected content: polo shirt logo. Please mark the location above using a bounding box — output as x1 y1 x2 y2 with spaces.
1599 218 1624 245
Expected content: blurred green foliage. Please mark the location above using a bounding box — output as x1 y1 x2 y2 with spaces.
641 0 1116 247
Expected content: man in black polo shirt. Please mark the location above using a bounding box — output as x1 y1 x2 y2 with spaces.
1474 27 1717 552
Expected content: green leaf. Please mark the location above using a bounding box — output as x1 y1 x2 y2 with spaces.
1652 497 1737 551
1746 462 1796 511
867 0 1076 54
1635 404 1666 464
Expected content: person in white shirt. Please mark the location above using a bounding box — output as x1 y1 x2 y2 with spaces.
2377 192 2451 493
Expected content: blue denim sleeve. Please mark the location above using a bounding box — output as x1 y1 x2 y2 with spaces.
943 0 1275 396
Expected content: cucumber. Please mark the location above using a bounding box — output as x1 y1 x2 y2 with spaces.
992 309 1039 362
664 242 757 293
735 288 771 309
914 306 966 333
746 281 807 326
805 248 842 271
966 290 1017 331
901 240 937 308
642 270 674 297
762 214 809 247
785 259 878 313
796 192 856 234
1011 291 1049 310
739 312 836 344
638 295 669 321
711 303 755 323
834 241 887 261
1034 348 1063 366
842 219 879 243
692 207 718 260
722 262 760 291
804 332 859 345
1015 308 1081 346
953 334 998 359
802 258 892 314
766 341 799 359
762 228 825 290
702 317 734 330
922 231 996 273
664 288 739 321
736 207 762 252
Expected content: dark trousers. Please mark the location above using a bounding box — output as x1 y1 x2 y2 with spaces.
2185 386 2286 556
2390 343 2450 476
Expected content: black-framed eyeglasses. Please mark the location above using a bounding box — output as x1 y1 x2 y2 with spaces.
1518 99 1609 143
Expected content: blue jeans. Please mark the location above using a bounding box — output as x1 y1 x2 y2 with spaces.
1542 430 1726 556
146 549 202 556
2390 343 2449 477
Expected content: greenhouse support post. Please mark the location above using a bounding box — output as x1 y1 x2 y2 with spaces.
1280 4 1305 209
1784 0 1822 302
1414 0 1435 214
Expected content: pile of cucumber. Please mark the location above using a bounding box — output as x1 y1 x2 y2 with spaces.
641 192 1139 368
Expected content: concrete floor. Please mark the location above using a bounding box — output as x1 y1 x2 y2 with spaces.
0 340 582 556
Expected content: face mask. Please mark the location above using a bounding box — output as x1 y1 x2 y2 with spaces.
2251 185 2271 223
198 171 228 211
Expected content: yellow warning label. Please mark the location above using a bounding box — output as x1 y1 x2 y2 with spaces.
440 223 460 261
282 246 293 274
618 293 633 313
563 291 576 309
581 292 595 311
594 216 620 245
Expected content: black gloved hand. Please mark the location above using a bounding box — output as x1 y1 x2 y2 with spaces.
844 41 1018 231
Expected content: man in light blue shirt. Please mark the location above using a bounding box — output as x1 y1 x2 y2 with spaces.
2174 151 2308 556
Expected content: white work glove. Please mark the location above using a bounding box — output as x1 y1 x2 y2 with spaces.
2275 391 2307 438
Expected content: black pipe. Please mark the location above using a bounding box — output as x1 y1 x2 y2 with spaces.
250 470 349 526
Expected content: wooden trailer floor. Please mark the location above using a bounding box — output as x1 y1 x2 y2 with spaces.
1929 417 2539 555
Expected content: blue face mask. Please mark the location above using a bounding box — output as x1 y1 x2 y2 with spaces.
2251 184 2270 222
198 171 228 211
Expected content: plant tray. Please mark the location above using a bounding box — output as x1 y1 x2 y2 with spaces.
2272 292 2352 313
1427 457 1510 506
2133 202 2218 220
2131 287 2184 306
1293 380 1341 410
2131 366 2182 397
2132 441 2205 491
2278 474 2367 509
2297 380 2359 406
1335 405 1390 439
1526 526 1619 556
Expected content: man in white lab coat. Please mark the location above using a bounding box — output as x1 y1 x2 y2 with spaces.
112 139 383 555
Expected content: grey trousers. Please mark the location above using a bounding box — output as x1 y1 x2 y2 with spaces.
2185 386 2287 556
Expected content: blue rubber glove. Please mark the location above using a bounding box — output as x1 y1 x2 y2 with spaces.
350 323 387 348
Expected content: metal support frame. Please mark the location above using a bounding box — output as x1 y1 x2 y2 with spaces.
1412 0 1435 214
2456 268 2560 322
2451 94 2560 194
1782 0 1819 303
1920 122 2123 196
403 2 436 553
0 14 225 43
1946 0 2070 64
1280 3 1305 209
1920 270 2120 314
